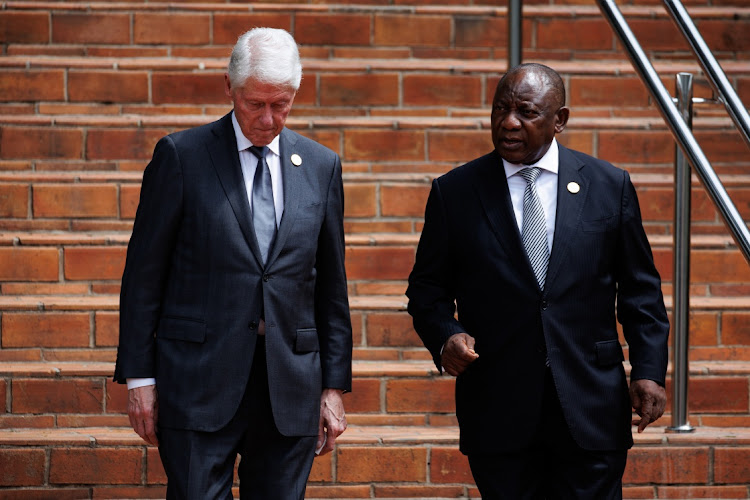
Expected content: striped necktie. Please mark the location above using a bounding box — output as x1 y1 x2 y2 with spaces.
518 167 549 289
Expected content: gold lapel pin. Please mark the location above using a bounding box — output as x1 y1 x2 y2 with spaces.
567 181 580 194
291 154 302 166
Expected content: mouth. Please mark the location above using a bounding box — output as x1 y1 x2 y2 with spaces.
499 138 524 149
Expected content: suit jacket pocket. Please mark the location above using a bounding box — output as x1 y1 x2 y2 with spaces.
595 339 625 366
581 214 617 233
157 316 206 343
295 328 320 353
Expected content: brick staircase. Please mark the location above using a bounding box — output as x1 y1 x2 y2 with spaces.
2 0 750 498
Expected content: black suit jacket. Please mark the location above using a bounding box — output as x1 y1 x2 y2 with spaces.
114 113 352 436
406 145 669 454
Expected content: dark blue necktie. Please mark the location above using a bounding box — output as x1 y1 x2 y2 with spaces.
248 145 276 265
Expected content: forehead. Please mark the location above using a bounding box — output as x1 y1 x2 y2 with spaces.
233 80 295 101
494 71 556 107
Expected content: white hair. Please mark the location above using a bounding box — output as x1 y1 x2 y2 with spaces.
227 28 302 90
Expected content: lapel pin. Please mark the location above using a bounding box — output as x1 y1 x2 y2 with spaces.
567 181 580 194
291 154 302 167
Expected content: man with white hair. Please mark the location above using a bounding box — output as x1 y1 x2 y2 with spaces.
114 28 352 499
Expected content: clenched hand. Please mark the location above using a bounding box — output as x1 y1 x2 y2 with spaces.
441 333 479 376
630 379 666 433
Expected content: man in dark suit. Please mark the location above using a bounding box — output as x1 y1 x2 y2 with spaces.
406 63 669 499
114 27 352 499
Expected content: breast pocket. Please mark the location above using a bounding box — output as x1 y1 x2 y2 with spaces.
581 214 617 233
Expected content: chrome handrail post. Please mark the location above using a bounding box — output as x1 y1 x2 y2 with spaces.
667 72 695 433
508 0 522 69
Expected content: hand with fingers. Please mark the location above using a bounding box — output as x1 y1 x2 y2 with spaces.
316 388 347 456
128 384 159 446
441 333 479 377
629 379 666 433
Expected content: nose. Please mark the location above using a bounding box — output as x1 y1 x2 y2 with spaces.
501 111 521 130
258 106 273 126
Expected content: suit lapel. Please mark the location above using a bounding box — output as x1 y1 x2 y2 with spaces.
265 128 301 267
208 113 264 266
473 152 534 281
545 144 588 291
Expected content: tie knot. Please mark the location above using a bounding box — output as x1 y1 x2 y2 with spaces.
248 145 268 160
518 167 542 185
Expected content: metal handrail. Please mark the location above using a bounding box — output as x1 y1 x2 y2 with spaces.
597 0 750 262
663 0 750 150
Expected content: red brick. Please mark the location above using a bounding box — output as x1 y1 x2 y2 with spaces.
152 73 226 105
32 184 117 218
68 71 149 103
695 131 750 165
714 447 750 484
430 447 473 483
95 311 119 347
345 246 415 280
0 70 64 102
120 184 141 220
343 184 376 218
295 14 371 46
12 379 104 414
689 312 718 346
320 74 399 107
374 15 451 47
0 127 82 160
0 183 29 218
64 246 127 280
147 447 166 484
0 489 92 500
91 486 167 498
0 248 58 281
570 77 650 108
636 188 716 225
537 19 613 50
404 75 482 107
455 17 506 47
86 128 167 160
52 13 130 44
379 184 430 218
304 485 370 498
344 378 381 413
700 19 750 52
366 313 421 347
50 448 142 485
657 485 750 498
666 377 748 413
623 447 709 484
622 486 658 499
722 312 750 345
134 13 210 45
428 130 493 163
0 415 55 429
597 131 673 165
0 12 49 43
374 485 467 498
386 378 455 413
558 131 594 156
2 312 90 348
309 452 333 482
345 130 425 161
691 251 750 283
0 449 46 486
628 20 692 52
105 379 128 414
336 447 427 482
213 14 292 44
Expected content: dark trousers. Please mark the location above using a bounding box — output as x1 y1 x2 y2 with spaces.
468 370 627 500
158 336 317 500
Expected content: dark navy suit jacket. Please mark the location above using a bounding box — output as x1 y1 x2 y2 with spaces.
406 145 669 454
114 113 352 437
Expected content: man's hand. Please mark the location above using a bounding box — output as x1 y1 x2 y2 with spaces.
441 333 479 376
316 388 347 457
630 379 666 433
128 385 159 446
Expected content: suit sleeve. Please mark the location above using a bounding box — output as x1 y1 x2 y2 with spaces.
406 178 466 371
114 135 183 383
615 170 670 385
314 154 353 392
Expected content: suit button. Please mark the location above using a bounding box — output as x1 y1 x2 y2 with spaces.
541 300 548 310
263 274 270 282
249 321 258 329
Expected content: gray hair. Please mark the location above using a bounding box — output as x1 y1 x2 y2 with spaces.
227 28 302 90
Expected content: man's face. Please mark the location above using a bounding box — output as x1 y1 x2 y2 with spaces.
225 75 296 147
490 70 568 165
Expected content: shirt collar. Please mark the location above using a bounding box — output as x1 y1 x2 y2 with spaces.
231 111 280 157
503 137 559 179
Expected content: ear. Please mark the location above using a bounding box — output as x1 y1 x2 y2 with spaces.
224 73 232 100
554 106 570 134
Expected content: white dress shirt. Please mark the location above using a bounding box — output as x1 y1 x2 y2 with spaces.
127 112 285 391
502 138 560 254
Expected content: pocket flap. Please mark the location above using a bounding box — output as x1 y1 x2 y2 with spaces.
295 328 320 353
595 339 624 366
157 316 206 343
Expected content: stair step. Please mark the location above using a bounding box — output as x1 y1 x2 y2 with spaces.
0 425 749 498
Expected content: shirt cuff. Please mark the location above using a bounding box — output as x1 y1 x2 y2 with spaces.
127 378 156 390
